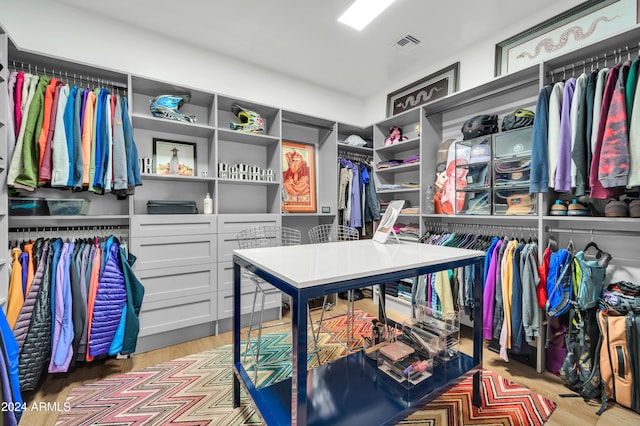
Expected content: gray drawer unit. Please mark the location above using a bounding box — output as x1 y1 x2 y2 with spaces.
138 292 217 337
132 233 216 271
217 233 241 263
216 214 281 263
217 287 281 320
135 263 216 303
216 213 280 236
131 214 217 238
218 260 275 293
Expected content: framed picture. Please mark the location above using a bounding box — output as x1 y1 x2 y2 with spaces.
386 62 459 117
153 138 197 176
495 0 639 76
282 141 316 213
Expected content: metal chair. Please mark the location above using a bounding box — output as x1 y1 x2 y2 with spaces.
308 224 361 353
236 225 320 381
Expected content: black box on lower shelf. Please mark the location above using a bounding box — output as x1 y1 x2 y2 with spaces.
147 200 198 214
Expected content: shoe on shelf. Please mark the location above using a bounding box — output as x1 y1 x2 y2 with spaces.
605 199 629 217
549 200 568 216
567 199 590 216
629 199 640 218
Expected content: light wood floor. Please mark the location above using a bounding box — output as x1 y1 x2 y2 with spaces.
20 298 640 425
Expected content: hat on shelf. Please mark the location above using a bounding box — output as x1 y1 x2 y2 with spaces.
468 141 491 164
506 194 533 215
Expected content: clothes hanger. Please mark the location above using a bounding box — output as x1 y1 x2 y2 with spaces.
567 230 574 254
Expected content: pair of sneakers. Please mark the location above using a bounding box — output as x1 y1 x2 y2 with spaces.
605 199 640 217
549 199 590 216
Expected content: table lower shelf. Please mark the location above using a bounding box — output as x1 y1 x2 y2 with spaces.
234 350 479 425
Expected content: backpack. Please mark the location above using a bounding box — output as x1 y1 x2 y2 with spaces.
559 307 602 400
558 250 610 402
546 249 573 317
573 250 607 310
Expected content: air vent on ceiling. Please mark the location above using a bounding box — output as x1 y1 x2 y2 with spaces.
392 34 421 52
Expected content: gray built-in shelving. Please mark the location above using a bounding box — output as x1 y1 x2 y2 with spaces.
2 23 640 367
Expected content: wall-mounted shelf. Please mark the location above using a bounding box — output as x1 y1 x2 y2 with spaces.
375 137 420 154
375 163 420 173
217 128 280 146
217 178 280 186
141 173 215 182
131 113 215 138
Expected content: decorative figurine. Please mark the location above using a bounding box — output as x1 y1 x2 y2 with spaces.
385 126 408 145
169 148 179 174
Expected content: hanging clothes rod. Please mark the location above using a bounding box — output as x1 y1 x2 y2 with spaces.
338 150 373 162
8 225 129 233
547 43 640 79
546 227 640 237
9 60 128 90
426 222 537 234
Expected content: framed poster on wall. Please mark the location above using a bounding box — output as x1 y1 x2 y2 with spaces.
153 138 197 176
282 141 316 212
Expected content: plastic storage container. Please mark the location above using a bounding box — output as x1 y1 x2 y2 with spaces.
46 198 90 215
377 337 434 388
147 200 198 214
454 136 492 215
9 198 49 216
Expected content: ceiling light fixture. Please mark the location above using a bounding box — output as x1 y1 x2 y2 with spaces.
338 0 396 31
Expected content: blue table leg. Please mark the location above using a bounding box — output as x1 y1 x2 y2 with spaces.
472 262 483 408
291 290 308 425
233 261 241 408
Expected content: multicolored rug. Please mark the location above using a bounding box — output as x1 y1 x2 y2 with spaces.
57 310 556 425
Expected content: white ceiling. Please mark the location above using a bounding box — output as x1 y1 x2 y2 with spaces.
55 0 584 98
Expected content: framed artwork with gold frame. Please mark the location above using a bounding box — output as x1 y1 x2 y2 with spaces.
282 141 316 213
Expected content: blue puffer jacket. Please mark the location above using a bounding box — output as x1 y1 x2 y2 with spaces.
88 238 126 358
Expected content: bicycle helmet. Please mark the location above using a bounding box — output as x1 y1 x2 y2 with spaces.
149 94 197 123
229 103 265 134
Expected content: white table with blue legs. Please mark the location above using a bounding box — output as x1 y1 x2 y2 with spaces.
232 239 485 425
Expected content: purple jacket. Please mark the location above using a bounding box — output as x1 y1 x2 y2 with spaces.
555 78 576 192
50 241 75 372
88 239 126 358
49 242 70 373
483 239 503 339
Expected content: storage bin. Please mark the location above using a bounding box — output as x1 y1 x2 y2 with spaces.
46 198 90 215
493 126 533 159
377 337 434 388
147 200 198 214
9 197 49 216
493 190 536 215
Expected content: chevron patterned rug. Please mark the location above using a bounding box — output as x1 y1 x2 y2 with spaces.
57 310 556 425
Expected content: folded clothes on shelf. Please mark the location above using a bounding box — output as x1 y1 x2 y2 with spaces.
403 154 420 164
400 207 419 214
377 184 404 190
395 222 420 239
377 159 403 169
400 182 419 189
